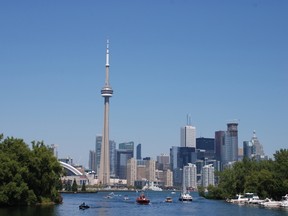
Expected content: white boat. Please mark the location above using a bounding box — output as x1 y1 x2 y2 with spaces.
142 181 163 191
179 192 193 201
245 193 265 204
228 194 249 204
259 198 281 208
179 174 192 202
280 194 288 207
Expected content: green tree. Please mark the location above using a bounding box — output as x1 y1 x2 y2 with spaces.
72 179 78 192
81 181 86 192
0 134 63 206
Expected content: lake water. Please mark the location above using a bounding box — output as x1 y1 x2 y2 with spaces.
1 191 288 216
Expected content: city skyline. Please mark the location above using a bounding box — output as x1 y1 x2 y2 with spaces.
1 1 287 167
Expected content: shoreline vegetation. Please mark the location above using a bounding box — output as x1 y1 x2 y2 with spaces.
198 149 288 201
0 134 63 207
1 134 288 207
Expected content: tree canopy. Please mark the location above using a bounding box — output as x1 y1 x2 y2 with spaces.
0 134 63 206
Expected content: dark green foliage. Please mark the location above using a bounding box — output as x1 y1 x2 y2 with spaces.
201 149 288 200
72 179 78 192
81 181 86 192
0 134 63 206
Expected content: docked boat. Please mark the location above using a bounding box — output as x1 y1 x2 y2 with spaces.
165 197 173 203
280 194 288 207
79 202 90 210
228 193 261 204
245 193 264 204
136 193 150 205
259 198 281 208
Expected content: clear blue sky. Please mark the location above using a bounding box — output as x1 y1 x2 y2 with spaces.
1 0 287 167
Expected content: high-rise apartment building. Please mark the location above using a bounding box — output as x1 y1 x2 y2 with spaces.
145 159 156 182
127 158 137 186
183 163 197 190
201 164 215 187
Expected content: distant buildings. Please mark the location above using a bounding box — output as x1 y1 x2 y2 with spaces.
180 115 196 148
243 131 267 160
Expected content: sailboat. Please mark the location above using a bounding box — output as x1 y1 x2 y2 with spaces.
179 172 193 202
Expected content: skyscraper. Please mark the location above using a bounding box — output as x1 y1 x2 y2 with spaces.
221 122 238 167
136 143 142 160
99 40 113 185
180 115 196 148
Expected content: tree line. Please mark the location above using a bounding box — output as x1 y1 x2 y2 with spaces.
0 134 63 206
199 149 288 201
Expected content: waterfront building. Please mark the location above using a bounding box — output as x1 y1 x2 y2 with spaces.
99 40 113 185
127 158 137 186
183 163 197 190
163 169 173 187
201 164 215 187
136 143 142 160
145 159 156 182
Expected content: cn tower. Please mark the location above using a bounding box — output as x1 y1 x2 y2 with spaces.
99 40 113 185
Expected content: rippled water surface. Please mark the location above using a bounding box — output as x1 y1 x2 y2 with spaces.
1 191 288 216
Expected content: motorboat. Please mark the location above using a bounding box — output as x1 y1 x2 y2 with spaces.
245 193 264 204
142 181 163 191
123 195 129 201
165 197 173 203
259 198 281 208
179 192 193 201
280 194 288 207
136 193 150 205
79 202 90 210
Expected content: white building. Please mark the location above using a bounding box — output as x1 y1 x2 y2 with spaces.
183 163 197 190
201 164 215 187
